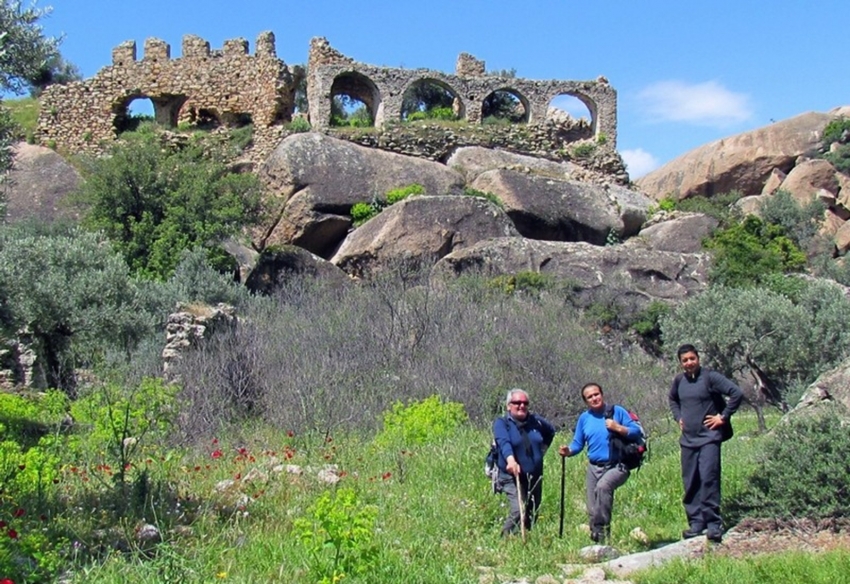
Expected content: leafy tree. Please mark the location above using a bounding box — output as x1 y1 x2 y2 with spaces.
401 81 455 120
0 1 60 95
26 52 81 96
73 127 263 280
758 189 825 251
661 280 850 407
0 226 155 393
704 215 806 287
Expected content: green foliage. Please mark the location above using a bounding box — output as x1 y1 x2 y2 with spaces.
385 183 424 205
0 1 61 95
462 187 504 209
350 201 380 227
375 395 468 447
630 300 669 337
0 102 16 186
26 52 81 97
288 116 311 133
738 411 850 519
487 271 552 296
294 488 379 584
165 246 251 307
661 280 850 395
821 116 850 146
758 189 825 250
674 191 742 224
331 94 373 128
0 226 156 391
704 215 807 287
227 123 254 153
658 197 676 212
406 107 456 122
822 144 850 174
570 142 596 159
2 96 38 140
73 128 263 280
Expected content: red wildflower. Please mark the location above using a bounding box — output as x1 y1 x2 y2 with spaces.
1 578 14 584
286 430 294 437
325 436 333 443
211 450 223 459
212 438 219 445
13 509 24 518
0 521 6 528
238 447 248 456
234 473 241 480
382 472 392 480
7 529 17 539
194 466 201 472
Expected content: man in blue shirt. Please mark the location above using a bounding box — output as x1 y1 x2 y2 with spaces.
493 388 556 536
559 382 641 544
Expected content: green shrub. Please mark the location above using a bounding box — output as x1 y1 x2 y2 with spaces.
375 395 468 447
463 187 504 209
351 201 380 227
228 124 254 152
658 197 676 212
675 190 742 224
737 411 850 519
758 189 824 250
571 142 596 159
487 271 552 296
823 144 850 174
630 300 669 337
288 116 311 133
821 116 850 146
385 183 425 205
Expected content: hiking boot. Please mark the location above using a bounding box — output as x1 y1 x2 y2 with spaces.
706 530 723 543
682 527 706 539
590 525 610 544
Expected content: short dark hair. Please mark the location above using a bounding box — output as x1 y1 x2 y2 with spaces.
676 344 699 358
581 382 603 400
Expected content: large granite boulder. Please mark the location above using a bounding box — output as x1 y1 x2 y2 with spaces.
331 195 519 278
469 170 651 245
256 133 465 252
446 145 581 182
432 237 710 311
789 355 850 417
629 212 719 254
636 111 836 200
245 246 350 295
4 142 81 223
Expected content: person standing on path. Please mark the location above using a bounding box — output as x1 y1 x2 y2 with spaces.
558 383 641 544
669 344 743 543
492 388 556 536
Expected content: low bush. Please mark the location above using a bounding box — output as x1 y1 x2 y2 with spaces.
385 183 424 205
374 395 468 448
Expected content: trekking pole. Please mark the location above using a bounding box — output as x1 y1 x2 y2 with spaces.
515 473 526 543
558 454 566 538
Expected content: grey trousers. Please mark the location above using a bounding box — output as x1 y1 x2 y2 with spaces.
681 441 722 533
586 463 630 532
498 471 543 536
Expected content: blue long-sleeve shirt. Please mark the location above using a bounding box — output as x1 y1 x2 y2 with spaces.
568 405 641 465
493 413 555 477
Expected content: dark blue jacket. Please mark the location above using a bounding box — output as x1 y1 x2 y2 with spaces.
493 413 556 477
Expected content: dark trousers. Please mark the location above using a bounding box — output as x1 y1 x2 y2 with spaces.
586 463 630 534
681 441 722 533
498 472 542 535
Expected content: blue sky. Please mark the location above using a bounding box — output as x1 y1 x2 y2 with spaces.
27 0 850 178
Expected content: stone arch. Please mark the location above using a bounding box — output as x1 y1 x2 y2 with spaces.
481 87 529 124
329 71 382 127
547 92 594 141
400 77 464 121
113 92 189 133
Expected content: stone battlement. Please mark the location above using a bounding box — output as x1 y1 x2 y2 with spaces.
36 34 618 165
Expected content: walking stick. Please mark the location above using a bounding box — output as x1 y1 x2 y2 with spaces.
558 454 566 538
515 473 526 543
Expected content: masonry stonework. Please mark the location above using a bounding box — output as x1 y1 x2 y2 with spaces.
37 34 619 170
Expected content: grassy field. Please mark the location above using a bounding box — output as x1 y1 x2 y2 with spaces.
2 97 39 142
5 389 847 584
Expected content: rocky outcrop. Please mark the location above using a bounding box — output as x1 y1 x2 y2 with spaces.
469 170 651 245
257 133 466 252
4 143 81 224
162 303 237 378
790 355 850 416
245 246 350 295
432 237 710 312
636 111 835 200
331 195 519 278
629 212 719 254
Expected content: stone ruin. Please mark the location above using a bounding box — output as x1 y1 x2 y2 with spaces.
37 33 618 164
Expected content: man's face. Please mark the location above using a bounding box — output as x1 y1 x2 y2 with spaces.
582 385 604 413
508 392 529 420
679 351 700 376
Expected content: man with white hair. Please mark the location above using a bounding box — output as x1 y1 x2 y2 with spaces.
493 388 556 536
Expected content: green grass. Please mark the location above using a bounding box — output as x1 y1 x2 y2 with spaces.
3 400 847 583
3 96 40 141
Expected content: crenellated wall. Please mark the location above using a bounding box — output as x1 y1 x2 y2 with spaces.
36 34 618 164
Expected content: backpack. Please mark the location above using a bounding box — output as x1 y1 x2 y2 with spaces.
605 405 648 471
484 441 501 494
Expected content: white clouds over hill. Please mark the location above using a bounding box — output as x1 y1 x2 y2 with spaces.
621 148 660 179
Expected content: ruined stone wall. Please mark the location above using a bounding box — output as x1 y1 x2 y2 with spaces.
36 34 618 164
37 32 296 156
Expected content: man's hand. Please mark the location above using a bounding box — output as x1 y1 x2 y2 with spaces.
558 445 571 457
506 455 521 476
605 419 627 435
704 414 725 430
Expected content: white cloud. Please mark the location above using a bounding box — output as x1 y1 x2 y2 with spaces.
621 148 660 179
637 80 752 127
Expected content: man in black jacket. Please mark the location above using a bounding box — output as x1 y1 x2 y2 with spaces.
669 344 743 543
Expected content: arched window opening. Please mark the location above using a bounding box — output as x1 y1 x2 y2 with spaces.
401 79 461 121
482 89 527 124
330 72 379 128
113 96 155 134
548 94 594 141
